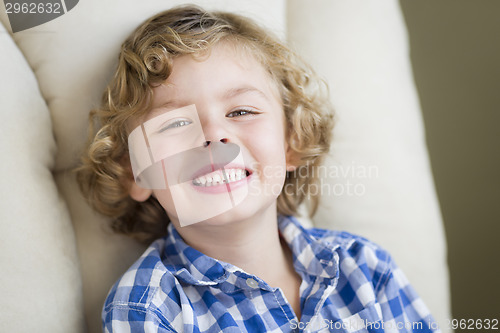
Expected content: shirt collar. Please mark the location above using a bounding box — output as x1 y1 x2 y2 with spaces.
164 223 230 285
278 215 340 280
163 216 340 285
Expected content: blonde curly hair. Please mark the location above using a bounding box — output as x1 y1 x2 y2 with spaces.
77 5 334 243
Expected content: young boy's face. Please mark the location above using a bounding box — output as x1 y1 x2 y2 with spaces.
128 43 294 228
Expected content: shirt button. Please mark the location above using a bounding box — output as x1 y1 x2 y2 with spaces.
246 278 259 288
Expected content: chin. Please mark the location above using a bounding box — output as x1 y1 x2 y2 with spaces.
199 197 278 227
199 208 255 227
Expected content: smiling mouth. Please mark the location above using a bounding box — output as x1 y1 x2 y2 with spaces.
192 168 251 187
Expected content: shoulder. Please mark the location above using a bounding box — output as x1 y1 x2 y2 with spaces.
102 238 180 332
311 227 437 329
308 226 394 291
103 238 167 307
308 226 389 259
281 215 394 289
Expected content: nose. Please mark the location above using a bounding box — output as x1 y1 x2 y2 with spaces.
200 114 230 147
203 138 228 147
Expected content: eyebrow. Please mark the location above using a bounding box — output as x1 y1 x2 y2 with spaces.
148 100 187 117
149 85 270 115
222 85 270 101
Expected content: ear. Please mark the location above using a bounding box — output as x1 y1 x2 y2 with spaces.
129 180 153 202
122 153 153 202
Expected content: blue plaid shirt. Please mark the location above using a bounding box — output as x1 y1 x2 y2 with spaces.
103 216 439 332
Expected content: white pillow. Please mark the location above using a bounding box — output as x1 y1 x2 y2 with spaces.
0 21 84 332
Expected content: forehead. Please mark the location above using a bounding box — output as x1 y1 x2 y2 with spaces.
149 42 281 112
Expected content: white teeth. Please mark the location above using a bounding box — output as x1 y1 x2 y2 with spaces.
192 168 249 187
213 174 222 184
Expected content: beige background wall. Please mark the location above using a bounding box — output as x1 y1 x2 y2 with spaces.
400 0 500 327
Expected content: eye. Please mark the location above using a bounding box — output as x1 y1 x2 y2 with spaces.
159 119 192 132
226 109 259 118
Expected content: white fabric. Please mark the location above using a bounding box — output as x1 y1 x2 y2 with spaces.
0 21 84 332
0 1 451 332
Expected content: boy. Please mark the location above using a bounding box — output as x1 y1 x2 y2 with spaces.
78 5 439 332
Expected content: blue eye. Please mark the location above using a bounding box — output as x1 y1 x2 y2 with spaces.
159 119 192 132
227 109 258 118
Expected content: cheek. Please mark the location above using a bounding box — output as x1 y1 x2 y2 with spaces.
243 115 287 151
246 130 287 168
243 120 288 188
152 189 177 218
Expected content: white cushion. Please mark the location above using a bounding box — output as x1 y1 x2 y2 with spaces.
288 0 450 330
0 21 84 332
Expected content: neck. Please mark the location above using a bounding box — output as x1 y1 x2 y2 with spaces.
174 205 292 284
